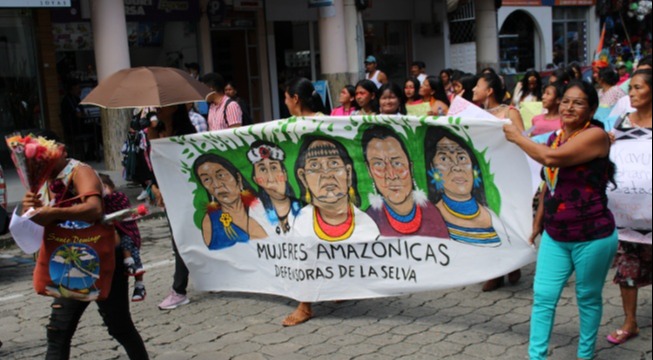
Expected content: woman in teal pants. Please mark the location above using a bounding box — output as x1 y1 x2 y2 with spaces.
504 80 618 360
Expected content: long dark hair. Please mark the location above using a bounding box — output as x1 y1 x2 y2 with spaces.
248 140 297 212
563 80 617 188
479 72 506 105
355 79 379 113
404 77 422 102
378 82 407 115
424 127 487 206
295 135 360 206
172 104 197 136
520 70 543 102
156 104 196 136
193 153 257 205
598 67 619 86
424 76 450 107
286 77 326 114
459 74 478 102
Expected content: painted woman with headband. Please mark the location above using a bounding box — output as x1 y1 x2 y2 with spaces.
247 140 302 236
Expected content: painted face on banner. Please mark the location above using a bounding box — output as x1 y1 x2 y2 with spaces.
300 140 351 205
366 137 412 206
198 162 242 206
253 159 288 200
432 138 474 201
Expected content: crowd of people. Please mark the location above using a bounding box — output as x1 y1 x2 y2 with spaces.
10 52 651 359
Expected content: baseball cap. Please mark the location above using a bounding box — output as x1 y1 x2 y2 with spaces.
365 55 377 64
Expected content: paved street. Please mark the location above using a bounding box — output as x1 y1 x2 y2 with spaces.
0 215 651 360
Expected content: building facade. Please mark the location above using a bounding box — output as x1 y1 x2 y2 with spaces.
1 0 603 170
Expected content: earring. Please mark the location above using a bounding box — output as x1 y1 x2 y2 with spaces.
305 190 311 204
210 195 217 205
348 186 356 203
473 167 483 189
428 167 444 191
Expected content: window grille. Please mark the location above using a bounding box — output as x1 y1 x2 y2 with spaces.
448 1 476 45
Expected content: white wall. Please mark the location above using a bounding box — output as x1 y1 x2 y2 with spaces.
498 6 553 70
411 0 449 74
450 43 476 74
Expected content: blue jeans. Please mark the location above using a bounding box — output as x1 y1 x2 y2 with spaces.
529 230 618 360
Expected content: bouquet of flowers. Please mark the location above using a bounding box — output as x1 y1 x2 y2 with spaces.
103 204 149 223
5 134 65 193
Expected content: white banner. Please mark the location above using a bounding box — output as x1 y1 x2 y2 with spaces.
608 139 652 244
150 116 536 302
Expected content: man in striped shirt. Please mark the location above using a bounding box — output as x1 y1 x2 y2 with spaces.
201 73 243 131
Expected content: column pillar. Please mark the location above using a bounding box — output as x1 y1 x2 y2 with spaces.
90 0 131 170
199 0 214 74
318 0 349 109
475 0 499 72
344 0 364 85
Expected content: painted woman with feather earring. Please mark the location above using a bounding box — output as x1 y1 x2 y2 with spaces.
193 153 267 250
247 140 302 236
424 127 506 247
362 126 449 238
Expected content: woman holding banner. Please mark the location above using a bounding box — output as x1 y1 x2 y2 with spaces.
504 81 618 360
281 78 323 327
606 69 652 346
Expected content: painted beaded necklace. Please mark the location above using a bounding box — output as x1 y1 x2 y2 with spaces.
313 205 355 242
383 201 423 235
441 194 480 220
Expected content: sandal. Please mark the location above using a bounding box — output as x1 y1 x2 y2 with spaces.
482 276 505 292
282 307 313 327
607 328 639 345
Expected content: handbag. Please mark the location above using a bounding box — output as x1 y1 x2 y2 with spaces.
33 179 116 302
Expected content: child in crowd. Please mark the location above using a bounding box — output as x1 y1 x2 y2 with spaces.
99 173 147 302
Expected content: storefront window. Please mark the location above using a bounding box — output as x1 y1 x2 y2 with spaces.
0 10 44 152
553 7 588 66
364 21 410 84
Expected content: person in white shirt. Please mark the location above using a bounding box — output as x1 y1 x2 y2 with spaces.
364 56 388 89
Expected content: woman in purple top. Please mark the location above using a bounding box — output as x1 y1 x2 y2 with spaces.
362 125 448 238
504 80 618 360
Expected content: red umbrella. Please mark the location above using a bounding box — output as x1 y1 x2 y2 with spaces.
80 66 211 109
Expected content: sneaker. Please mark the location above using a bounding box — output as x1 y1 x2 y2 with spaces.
125 263 146 277
137 189 149 201
132 286 147 302
158 290 189 310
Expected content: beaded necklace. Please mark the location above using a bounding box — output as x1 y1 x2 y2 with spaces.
383 201 422 235
441 194 480 220
313 205 355 242
544 122 591 195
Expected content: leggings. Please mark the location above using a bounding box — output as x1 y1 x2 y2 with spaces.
529 230 618 360
45 249 149 360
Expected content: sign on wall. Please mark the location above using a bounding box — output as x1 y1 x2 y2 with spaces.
2 0 71 7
